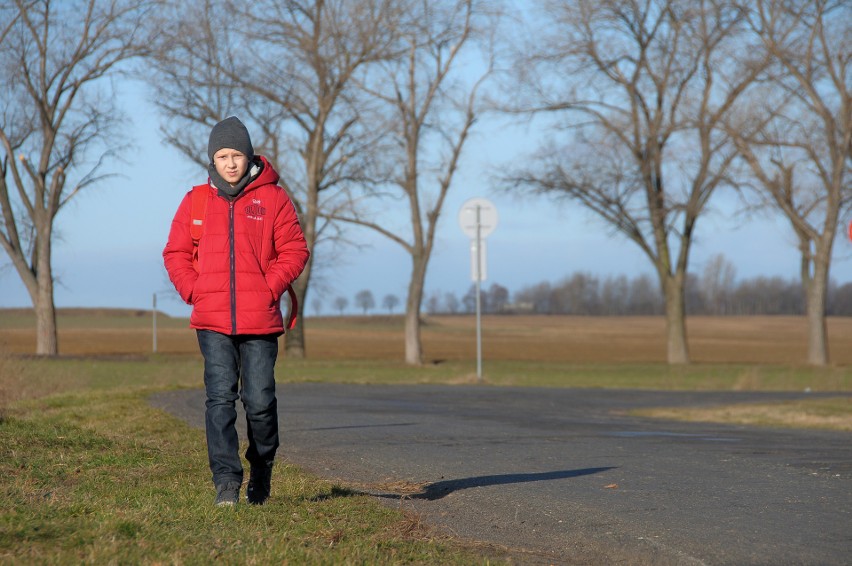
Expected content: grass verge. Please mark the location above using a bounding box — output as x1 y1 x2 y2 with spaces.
0 357 504 564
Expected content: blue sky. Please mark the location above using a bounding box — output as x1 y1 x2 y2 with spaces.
2 80 851 318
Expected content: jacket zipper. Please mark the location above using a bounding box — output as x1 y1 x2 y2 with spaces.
229 200 237 334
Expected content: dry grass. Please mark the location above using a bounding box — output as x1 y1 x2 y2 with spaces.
305 314 852 365
635 397 852 431
4 310 852 366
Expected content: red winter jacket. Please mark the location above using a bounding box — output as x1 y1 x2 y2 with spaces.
163 156 309 335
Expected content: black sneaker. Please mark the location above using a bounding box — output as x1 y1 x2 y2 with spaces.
246 463 273 505
214 481 241 507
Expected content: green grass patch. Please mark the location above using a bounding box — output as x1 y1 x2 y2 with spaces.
281 357 851 393
0 384 499 564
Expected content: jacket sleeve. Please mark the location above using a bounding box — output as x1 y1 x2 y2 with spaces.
265 188 310 301
163 192 198 304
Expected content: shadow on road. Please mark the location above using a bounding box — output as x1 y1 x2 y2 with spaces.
410 467 617 500
323 467 618 502
290 422 419 433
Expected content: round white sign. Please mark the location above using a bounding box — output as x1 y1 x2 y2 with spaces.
458 197 498 239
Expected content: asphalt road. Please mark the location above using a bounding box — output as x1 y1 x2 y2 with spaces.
150 384 852 565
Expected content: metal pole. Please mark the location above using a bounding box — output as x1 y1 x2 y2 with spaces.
475 205 482 381
152 293 157 353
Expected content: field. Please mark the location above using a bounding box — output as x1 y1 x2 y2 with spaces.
4 309 852 366
1 309 850 563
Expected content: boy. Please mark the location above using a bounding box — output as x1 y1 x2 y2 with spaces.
164 116 309 506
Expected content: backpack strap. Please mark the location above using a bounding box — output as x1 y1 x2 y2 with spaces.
285 285 298 330
190 185 209 272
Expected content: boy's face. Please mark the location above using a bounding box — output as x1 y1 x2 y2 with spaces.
213 148 249 185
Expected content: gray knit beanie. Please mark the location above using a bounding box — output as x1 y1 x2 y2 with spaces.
207 116 254 162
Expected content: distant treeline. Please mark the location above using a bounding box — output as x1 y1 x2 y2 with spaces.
414 273 852 317
326 254 852 317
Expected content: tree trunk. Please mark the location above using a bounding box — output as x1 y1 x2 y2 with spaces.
34 236 58 356
404 255 427 365
663 275 689 365
34 288 58 356
803 255 830 366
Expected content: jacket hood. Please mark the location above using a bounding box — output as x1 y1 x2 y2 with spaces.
244 155 280 192
208 155 281 198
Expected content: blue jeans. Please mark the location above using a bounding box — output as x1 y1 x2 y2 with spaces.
196 330 280 486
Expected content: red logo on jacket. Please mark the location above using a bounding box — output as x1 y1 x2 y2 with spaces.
245 199 266 221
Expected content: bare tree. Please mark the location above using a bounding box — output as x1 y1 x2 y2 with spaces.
514 281 552 314
425 290 442 314
727 0 851 364
354 289 375 314
332 0 498 364
700 253 736 315
730 275 803 314
628 274 664 315
600 275 630 315
333 296 348 314
147 0 403 358
462 284 478 312
503 0 768 363
444 291 460 313
487 282 510 313
0 0 155 355
382 293 400 313
552 273 600 315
